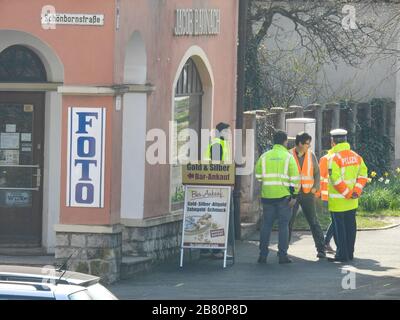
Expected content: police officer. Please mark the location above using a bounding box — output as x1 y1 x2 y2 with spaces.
327 129 368 262
255 130 300 264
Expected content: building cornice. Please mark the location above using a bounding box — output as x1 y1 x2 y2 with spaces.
0 83 155 95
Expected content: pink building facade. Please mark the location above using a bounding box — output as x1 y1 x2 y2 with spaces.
0 0 238 282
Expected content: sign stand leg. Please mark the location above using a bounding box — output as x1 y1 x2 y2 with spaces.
180 248 184 268
229 186 236 265
223 249 227 269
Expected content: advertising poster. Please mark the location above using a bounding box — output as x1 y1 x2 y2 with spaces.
66 107 106 208
182 185 231 249
182 163 235 186
4 191 32 207
0 133 20 149
0 150 19 165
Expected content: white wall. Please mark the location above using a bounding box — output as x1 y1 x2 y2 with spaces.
123 32 147 84
121 93 146 219
120 31 147 220
42 91 61 253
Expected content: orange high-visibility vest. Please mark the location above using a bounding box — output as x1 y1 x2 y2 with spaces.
290 148 314 194
317 152 332 201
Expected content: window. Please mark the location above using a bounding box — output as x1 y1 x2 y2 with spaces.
0 45 47 82
171 58 203 211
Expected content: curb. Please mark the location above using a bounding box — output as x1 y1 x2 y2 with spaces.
290 223 400 232
357 223 400 231
242 220 400 238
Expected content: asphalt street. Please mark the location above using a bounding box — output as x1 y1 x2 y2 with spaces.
109 226 400 300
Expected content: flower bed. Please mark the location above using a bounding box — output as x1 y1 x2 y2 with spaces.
359 168 400 212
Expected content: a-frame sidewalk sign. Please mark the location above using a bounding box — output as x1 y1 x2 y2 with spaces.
179 162 236 268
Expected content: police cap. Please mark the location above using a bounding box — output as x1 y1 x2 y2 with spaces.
330 129 348 137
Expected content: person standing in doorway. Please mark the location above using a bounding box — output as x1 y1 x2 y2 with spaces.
204 122 231 163
255 130 300 264
327 129 368 262
203 122 233 259
288 132 326 259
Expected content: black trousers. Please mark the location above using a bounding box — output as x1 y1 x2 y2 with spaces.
331 210 357 261
289 193 325 253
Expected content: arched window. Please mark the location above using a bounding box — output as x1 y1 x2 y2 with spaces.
0 45 47 82
171 58 203 211
175 58 203 97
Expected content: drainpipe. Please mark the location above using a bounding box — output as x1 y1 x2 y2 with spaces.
234 0 249 240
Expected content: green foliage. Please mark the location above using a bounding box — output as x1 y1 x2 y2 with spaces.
171 186 185 203
342 98 394 176
360 187 392 212
359 169 400 212
245 39 264 110
355 127 393 176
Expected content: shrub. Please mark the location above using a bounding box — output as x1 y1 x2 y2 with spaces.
359 169 400 212
360 188 392 212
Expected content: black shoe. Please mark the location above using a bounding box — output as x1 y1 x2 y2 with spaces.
279 256 292 264
317 251 327 259
257 256 267 264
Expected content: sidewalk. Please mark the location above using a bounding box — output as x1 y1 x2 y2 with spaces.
108 226 400 300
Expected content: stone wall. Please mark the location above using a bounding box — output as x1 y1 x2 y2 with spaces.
55 231 122 284
123 220 182 261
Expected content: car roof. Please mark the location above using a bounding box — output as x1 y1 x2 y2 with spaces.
0 265 100 287
0 280 86 299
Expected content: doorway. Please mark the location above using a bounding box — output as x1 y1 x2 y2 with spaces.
0 45 47 246
0 93 45 246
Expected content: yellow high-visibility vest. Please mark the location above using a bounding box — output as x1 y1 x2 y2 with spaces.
255 144 300 199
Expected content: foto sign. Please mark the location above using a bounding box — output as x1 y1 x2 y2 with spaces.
67 107 106 208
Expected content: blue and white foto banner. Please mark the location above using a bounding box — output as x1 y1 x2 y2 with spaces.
67 107 106 208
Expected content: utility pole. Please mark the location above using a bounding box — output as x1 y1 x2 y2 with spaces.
234 0 249 240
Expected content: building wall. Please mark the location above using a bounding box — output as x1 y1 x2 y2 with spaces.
0 1 120 252
117 0 239 220
0 0 116 85
0 1 239 263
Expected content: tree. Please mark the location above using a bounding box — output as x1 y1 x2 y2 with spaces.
244 0 400 110
258 47 323 108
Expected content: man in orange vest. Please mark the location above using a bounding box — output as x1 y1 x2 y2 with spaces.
288 132 326 258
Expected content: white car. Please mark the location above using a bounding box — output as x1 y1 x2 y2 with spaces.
0 265 118 300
